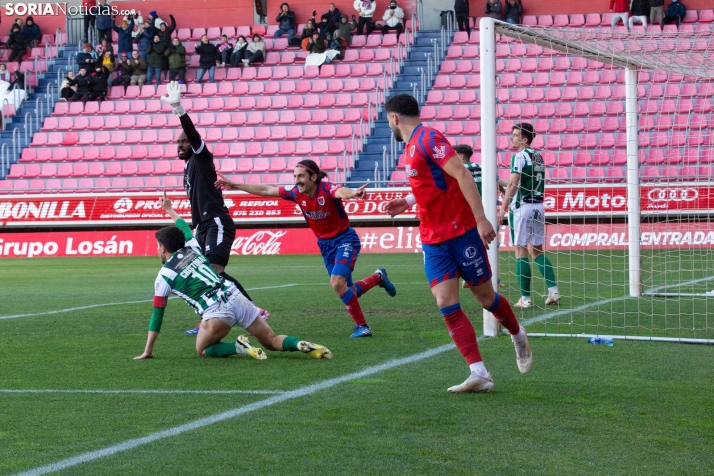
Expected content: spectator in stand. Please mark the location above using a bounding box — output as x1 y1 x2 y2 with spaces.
329 30 348 58
301 19 318 50
147 11 166 29
217 35 233 67
11 69 25 90
7 25 27 66
504 0 523 24
663 0 686 28
157 15 177 82
0 64 11 83
22 16 41 48
7 17 23 47
128 49 147 86
454 0 471 35
95 0 113 42
353 0 376 35
327 3 343 25
146 35 165 84
306 31 326 54
67 65 94 102
90 63 110 101
124 11 143 40
610 0 630 30
137 19 154 60
95 38 113 61
59 71 76 101
629 0 650 28
243 33 266 67
77 43 97 69
195 34 219 83
337 14 358 45
274 3 296 44
112 17 135 58
165 37 187 83
230 36 248 67
381 1 405 39
100 49 115 72
317 13 336 42
304 31 338 67
83 0 96 42
649 0 664 27
111 50 131 90
484 0 504 21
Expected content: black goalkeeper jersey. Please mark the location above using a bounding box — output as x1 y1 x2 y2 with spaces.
180 114 230 226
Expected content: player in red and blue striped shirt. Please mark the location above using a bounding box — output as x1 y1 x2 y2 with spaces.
215 159 396 338
384 94 532 393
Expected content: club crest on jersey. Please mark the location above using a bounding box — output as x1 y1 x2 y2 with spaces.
432 145 446 160
317 196 325 206
409 145 415 157
302 200 307 206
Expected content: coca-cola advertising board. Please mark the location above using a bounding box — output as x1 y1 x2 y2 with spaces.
0 184 712 228
1 223 712 259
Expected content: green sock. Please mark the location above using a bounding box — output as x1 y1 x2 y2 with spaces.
204 342 239 358
535 254 558 289
281 336 301 352
516 257 532 298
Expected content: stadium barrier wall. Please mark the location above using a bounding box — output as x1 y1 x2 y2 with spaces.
0 185 711 227
1 222 713 258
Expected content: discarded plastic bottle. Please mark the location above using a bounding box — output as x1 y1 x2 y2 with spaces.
588 337 614 346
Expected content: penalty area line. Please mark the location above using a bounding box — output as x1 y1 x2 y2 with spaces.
13 343 455 476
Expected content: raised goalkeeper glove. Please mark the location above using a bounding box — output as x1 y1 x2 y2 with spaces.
160 80 185 116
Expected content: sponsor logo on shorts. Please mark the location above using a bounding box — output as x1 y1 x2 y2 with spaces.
463 246 477 260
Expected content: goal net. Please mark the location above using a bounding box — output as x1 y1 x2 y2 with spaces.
477 18 714 343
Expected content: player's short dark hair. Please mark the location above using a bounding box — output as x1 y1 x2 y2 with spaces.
384 93 420 118
297 159 328 182
155 226 185 253
454 144 473 159
513 122 535 145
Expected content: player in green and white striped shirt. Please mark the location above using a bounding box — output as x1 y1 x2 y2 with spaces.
134 194 332 361
497 123 560 308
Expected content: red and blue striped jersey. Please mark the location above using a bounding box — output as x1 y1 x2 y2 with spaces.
279 181 350 239
406 124 477 244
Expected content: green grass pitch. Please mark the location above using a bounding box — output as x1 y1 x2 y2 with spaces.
1 252 712 475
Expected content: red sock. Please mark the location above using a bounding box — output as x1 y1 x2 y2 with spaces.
488 294 521 335
441 304 482 365
354 273 381 297
339 289 367 326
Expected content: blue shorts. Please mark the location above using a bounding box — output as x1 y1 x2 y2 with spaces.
317 228 361 287
422 227 492 288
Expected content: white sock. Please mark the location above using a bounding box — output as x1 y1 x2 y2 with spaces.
469 361 489 378
548 286 559 294
511 326 527 345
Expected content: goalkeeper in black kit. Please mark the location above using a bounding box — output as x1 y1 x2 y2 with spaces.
160 81 268 334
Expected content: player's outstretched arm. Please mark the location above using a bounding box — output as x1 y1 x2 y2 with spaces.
159 191 181 223
214 173 280 197
442 155 496 247
160 81 203 153
334 183 368 200
498 173 520 225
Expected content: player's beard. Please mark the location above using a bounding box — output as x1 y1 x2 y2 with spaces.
391 125 403 142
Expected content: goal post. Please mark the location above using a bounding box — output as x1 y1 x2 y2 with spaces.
478 17 714 343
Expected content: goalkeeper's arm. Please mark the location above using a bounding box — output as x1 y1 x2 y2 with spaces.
160 80 203 152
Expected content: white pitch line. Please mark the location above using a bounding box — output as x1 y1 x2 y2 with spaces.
13 343 455 476
0 282 426 321
0 389 286 395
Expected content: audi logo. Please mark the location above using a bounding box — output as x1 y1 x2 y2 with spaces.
647 188 699 203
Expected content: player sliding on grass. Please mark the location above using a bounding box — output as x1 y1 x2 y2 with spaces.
214 159 397 338
497 123 560 308
134 194 332 361
160 80 265 335
383 94 532 393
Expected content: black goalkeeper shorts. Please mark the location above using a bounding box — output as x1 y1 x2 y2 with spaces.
195 216 236 267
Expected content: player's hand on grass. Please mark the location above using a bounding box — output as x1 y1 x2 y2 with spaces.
385 198 409 217
214 173 237 190
477 219 496 249
133 351 153 360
